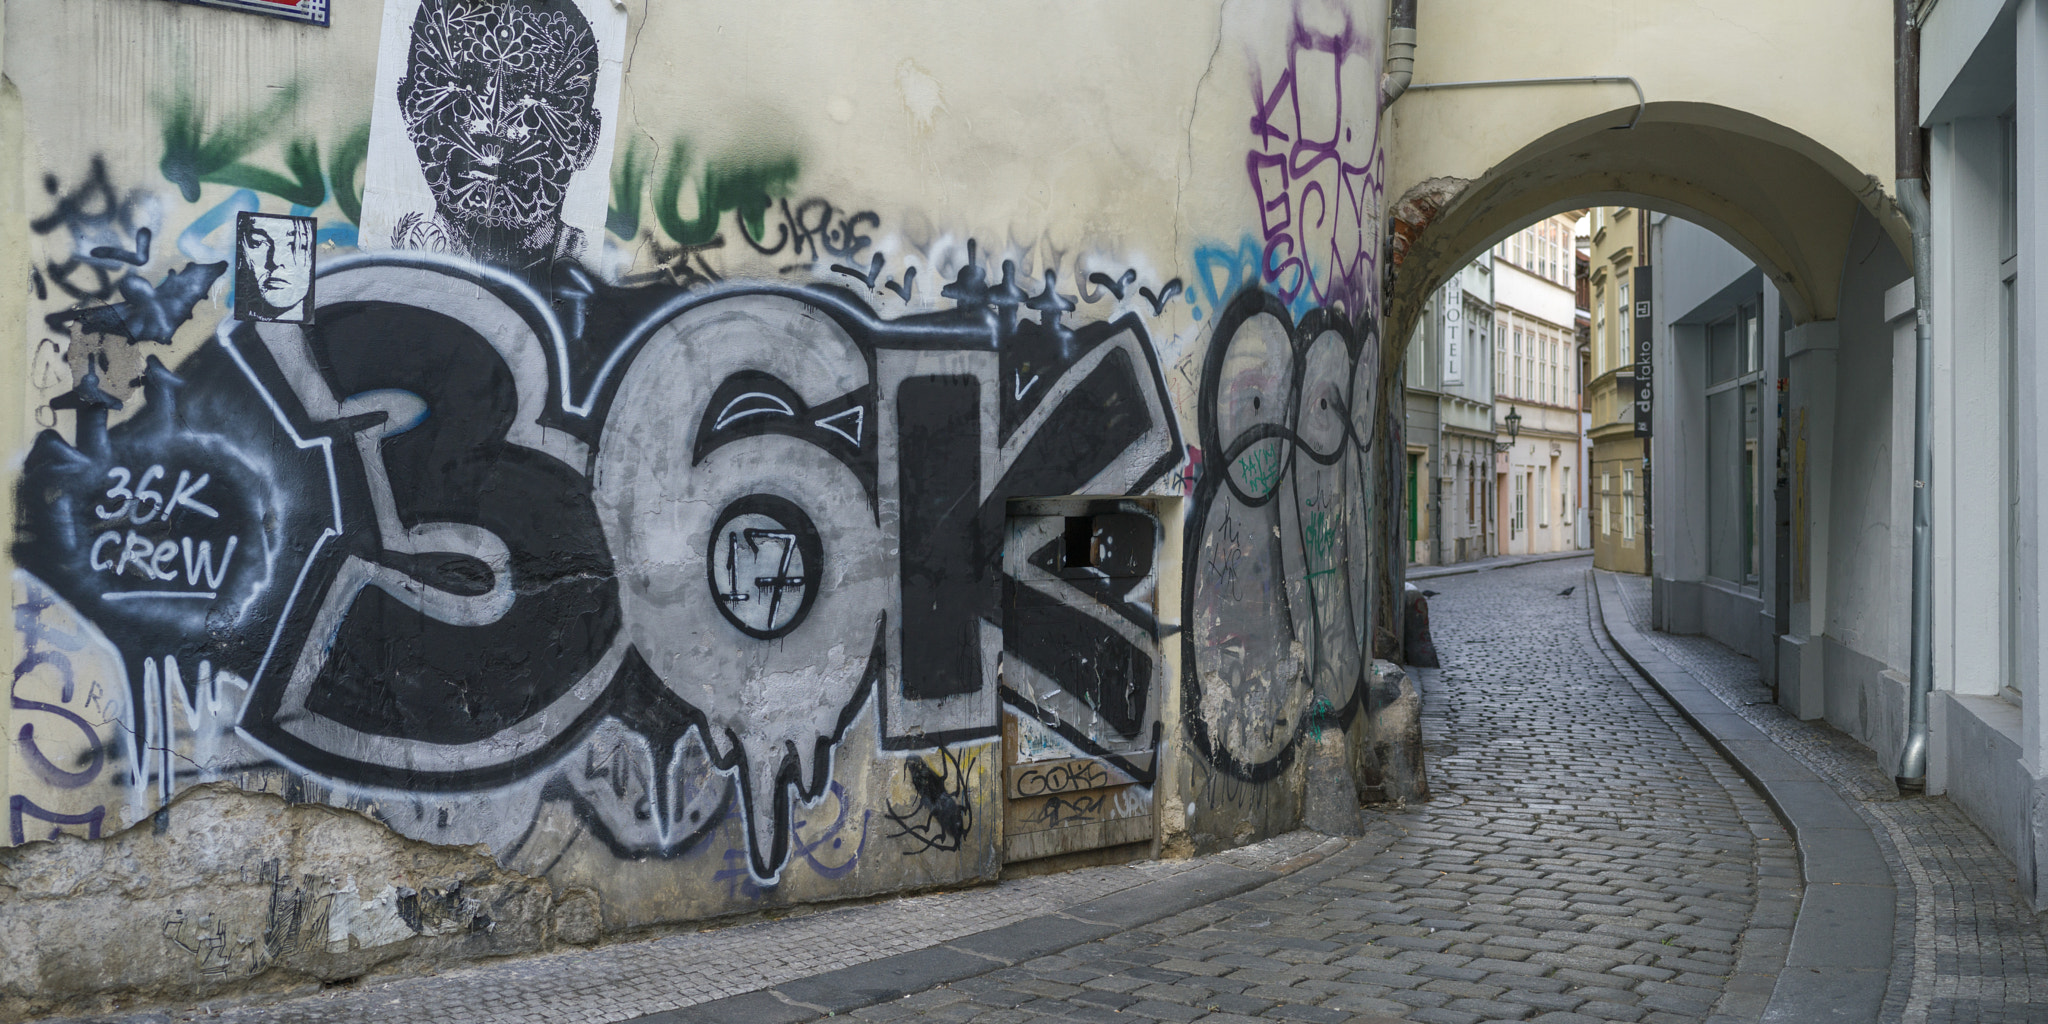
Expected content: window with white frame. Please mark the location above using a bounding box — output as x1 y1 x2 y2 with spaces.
1495 319 1508 393
1561 466 1572 523
1470 319 1485 387
1618 279 1632 370
1622 468 1636 541
1513 327 1524 398
1594 285 1606 373
1537 467 1550 527
1549 336 1559 404
1601 471 1612 535
1550 333 1558 404
1512 474 1526 535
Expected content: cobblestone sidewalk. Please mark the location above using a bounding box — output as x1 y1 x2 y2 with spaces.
40 834 1335 1024
805 558 1794 1024
1608 571 2048 1024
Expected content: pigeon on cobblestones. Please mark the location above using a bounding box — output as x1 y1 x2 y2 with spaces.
1558 585 1576 596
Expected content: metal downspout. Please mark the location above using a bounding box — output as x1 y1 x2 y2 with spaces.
1896 0 1935 791
1382 0 1416 106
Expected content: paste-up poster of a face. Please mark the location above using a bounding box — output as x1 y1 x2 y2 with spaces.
234 212 317 323
360 0 626 278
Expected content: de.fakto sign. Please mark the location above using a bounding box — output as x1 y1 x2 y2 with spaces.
1632 265 1653 437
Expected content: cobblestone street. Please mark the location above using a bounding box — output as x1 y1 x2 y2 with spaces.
806 556 1790 1024
50 555 2048 1024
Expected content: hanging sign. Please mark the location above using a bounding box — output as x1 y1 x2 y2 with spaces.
1441 283 1464 386
1633 265 1654 437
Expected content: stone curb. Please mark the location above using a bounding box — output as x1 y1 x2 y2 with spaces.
623 837 1353 1023
1406 549 1593 581
1588 570 1893 1024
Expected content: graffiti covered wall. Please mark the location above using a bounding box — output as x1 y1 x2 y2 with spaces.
1174 2 1391 850
0 0 1392 1012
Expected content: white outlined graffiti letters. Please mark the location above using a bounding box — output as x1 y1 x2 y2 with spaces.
13 248 1181 887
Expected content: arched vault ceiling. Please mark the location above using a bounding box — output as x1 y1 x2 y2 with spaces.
1386 103 1910 346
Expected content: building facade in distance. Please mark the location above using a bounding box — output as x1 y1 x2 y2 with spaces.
1588 208 1650 574
1490 213 1588 557
1403 254 1497 566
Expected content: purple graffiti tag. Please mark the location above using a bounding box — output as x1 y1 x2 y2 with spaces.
1244 11 1385 322
13 584 107 789
714 781 870 898
9 794 107 844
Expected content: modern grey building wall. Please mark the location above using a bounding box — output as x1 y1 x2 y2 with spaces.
1918 0 2048 908
1648 205 1911 794
1648 215 1785 667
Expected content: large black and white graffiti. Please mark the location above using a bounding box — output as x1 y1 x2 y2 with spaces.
367 0 622 277
1002 500 1165 787
14 248 1181 884
1182 288 1377 784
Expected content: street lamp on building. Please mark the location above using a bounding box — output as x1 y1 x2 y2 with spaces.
1494 406 1522 452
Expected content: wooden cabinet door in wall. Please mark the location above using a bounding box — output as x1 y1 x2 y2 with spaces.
1000 499 1162 864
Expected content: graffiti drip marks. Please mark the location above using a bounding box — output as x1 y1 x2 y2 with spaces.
15 246 1179 886
1182 288 1378 784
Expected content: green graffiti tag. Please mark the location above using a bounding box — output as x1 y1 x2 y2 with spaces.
1233 444 1284 497
156 84 369 223
328 124 370 226
159 84 321 207
607 136 802 247
606 135 654 241
1303 505 1341 581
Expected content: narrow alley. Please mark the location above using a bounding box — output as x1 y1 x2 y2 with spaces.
790 556 1793 1024
66 555 2039 1024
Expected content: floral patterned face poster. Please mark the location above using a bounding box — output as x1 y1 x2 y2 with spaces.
359 0 627 279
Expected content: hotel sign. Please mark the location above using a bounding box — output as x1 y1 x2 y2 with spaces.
1441 283 1463 386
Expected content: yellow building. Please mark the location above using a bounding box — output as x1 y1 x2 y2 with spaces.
1587 208 1648 574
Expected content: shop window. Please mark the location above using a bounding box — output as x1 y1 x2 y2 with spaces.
1706 302 1765 584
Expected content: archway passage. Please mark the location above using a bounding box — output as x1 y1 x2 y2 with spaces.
1385 103 1908 345
1381 85 1925 905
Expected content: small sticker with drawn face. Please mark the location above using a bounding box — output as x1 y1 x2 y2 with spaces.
235 212 316 325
